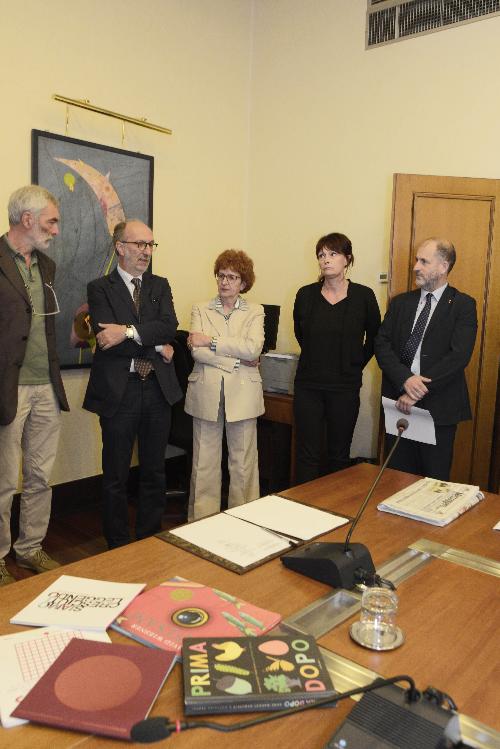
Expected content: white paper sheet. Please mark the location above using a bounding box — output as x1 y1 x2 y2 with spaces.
226 495 348 540
382 396 436 445
170 513 291 568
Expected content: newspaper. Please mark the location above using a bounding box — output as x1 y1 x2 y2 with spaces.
377 477 484 526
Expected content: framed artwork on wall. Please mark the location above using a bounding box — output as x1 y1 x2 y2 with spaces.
32 129 154 368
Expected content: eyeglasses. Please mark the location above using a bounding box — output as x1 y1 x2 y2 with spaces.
119 241 158 251
25 282 61 316
216 272 241 283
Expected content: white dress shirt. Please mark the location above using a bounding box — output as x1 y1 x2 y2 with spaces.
116 265 164 371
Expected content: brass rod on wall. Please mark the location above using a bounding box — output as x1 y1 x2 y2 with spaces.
52 95 172 135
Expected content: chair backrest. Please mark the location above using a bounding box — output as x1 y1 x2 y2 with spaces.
263 304 280 353
169 330 194 452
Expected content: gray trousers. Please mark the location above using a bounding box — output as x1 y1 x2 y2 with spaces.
0 384 61 559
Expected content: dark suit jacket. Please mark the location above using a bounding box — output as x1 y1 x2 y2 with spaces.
83 269 182 417
374 286 477 425
293 281 381 381
0 235 68 425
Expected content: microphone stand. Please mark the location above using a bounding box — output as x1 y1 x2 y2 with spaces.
281 419 409 590
344 419 408 553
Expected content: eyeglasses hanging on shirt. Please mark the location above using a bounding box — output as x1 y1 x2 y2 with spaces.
24 281 61 316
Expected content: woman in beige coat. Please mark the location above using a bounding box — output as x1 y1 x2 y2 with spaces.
185 250 264 521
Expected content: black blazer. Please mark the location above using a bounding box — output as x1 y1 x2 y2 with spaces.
293 281 381 380
83 269 182 417
0 236 68 425
374 286 477 425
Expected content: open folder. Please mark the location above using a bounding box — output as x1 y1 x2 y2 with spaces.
157 495 349 573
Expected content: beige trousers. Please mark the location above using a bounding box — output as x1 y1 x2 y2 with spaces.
188 391 260 522
0 384 61 559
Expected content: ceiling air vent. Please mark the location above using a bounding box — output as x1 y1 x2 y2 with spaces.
366 0 500 48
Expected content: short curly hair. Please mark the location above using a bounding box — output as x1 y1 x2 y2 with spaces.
214 249 255 293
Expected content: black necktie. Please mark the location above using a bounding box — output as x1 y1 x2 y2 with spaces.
400 292 433 369
131 278 153 380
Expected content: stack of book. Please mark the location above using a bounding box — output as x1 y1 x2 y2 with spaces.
1 574 295 739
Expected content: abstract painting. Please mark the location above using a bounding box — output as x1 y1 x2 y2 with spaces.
32 129 154 368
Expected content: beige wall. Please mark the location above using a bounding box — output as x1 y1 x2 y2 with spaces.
2 0 500 482
247 0 500 457
0 0 253 484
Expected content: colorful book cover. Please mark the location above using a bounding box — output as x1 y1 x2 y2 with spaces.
182 633 336 714
10 575 146 631
12 638 176 739
111 577 282 658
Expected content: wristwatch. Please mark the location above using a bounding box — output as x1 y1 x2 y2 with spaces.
125 325 134 340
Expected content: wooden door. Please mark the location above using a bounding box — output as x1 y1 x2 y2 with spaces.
389 173 500 489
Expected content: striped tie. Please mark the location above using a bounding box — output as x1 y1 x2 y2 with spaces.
400 293 432 369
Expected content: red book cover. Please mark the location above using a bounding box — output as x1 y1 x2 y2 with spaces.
12 638 175 739
111 577 282 658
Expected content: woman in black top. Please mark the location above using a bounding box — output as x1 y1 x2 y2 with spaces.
293 233 381 484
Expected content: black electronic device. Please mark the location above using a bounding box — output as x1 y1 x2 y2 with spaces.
281 540 375 590
322 683 460 749
281 419 409 589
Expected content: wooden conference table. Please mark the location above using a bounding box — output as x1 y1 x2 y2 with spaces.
1 463 499 748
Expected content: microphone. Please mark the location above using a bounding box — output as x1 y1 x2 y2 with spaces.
281 418 409 590
131 717 178 742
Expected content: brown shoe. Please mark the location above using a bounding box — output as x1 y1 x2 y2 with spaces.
0 559 16 586
16 549 60 573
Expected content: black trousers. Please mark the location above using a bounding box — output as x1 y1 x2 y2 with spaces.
385 424 457 481
294 386 360 485
100 374 171 549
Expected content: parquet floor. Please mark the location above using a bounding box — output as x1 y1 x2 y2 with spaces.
4 494 187 585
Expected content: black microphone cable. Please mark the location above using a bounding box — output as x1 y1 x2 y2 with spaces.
353 568 396 590
131 673 421 743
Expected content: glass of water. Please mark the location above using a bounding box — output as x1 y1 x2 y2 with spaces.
357 587 400 650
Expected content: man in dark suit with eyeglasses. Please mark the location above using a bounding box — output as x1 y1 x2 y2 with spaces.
83 220 181 549
0 185 69 585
